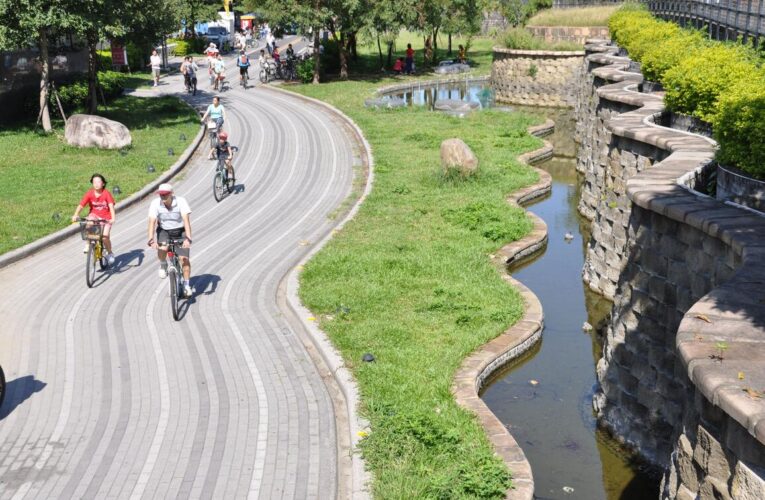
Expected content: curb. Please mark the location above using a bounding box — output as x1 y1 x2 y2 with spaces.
452 119 555 500
267 85 373 500
0 114 205 271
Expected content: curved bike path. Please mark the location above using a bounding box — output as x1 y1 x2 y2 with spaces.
0 44 359 499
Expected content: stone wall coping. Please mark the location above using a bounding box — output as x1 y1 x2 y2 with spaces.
452 118 556 500
586 42 765 446
493 46 586 57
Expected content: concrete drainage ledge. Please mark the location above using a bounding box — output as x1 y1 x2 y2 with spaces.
584 40 765 497
0 122 206 271
452 119 555 500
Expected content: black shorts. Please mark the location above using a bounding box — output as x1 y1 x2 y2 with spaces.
157 227 190 257
239 66 249 76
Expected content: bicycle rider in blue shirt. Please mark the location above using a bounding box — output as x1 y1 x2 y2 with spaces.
237 50 251 85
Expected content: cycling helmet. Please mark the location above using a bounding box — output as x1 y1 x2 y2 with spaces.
218 131 228 141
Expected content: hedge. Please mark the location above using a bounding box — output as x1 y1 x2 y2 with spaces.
608 5 765 178
52 71 128 112
168 37 207 56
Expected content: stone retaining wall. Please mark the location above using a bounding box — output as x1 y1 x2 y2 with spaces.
527 26 610 45
491 48 585 108
576 41 765 499
717 164 765 213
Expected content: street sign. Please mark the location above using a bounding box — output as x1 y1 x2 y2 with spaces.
111 44 128 67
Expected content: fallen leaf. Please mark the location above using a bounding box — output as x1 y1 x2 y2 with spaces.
694 314 712 323
738 372 745 380
743 388 763 399
307 316 316 322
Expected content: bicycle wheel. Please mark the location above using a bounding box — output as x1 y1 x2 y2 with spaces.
227 166 236 193
0 365 5 409
168 267 180 321
97 242 108 270
259 68 267 83
85 242 97 288
209 131 217 150
213 170 225 202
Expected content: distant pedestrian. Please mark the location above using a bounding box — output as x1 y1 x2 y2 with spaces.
149 49 162 87
405 43 414 75
266 32 275 55
392 57 404 75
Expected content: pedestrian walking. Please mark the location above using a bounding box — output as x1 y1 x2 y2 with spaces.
149 49 162 87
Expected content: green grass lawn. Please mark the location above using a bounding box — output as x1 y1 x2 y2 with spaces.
0 95 199 254
290 78 544 497
527 5 621 26
333 32 497 79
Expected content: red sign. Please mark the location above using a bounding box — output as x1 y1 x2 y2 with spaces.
111 44 127 66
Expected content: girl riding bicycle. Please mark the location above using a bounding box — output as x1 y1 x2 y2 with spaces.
71 173 116 265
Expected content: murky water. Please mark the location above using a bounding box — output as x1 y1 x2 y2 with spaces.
480 109 661 499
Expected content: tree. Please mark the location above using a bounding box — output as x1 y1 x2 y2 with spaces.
0 0 84 131
179 0 220 37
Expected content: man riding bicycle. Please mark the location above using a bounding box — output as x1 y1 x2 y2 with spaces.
200 96 227 159
147 183 193 297
212 53 225 91
215 131 235 181
237 50 250 84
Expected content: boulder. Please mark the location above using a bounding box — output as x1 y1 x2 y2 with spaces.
440 138 478 177
434 63 471 75
434 99 480 117
65 114 132 149
364 97 406 109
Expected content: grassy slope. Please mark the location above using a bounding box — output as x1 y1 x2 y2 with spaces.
291 63 544 497
527 5 622 26
0 96 199 254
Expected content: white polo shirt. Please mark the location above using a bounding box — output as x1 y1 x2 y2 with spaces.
148 196 191 230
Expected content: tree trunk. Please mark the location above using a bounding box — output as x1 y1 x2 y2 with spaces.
433 28 439 61
38 28 52 132
349 32 357 61
87 29 99 114
339 31 348 80
448 33 452 55
376 34 383 67
386 41 393 68
312 29 320 84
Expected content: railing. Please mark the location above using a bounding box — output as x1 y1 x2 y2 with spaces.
646 0 765 45
551 0 622 7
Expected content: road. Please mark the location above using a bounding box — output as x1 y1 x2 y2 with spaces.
0 39 357 499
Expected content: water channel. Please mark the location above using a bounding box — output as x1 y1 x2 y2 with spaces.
383 84 662 498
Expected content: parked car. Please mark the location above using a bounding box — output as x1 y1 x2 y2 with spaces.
204 26 232 51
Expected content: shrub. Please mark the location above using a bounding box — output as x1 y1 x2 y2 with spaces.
662 42 756 122
169 37 207 56
713 76 765 179
52 71 127 112
640 29 706 82
97 50 112 70
296 58 314 84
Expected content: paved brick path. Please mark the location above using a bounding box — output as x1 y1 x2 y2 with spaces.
0 38 354 499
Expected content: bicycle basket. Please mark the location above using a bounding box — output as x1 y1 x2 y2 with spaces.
207 121 218 130
79 220 104 240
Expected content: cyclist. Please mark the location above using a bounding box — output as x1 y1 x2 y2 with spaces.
258 49 267 67
272 45 281 70
215 131 235 181
285 43 295 59
147 183 193 297
200 96 227 159
71 173 116 265
212 53 226 91
237 50 251 85
205 42 219 83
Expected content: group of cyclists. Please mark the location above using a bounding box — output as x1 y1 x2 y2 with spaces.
73 93 235 299
72 34 307 297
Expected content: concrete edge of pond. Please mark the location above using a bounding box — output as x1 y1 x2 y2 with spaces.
584 41 765 450
451 119 555 500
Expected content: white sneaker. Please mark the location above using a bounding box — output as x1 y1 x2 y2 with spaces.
158 267 168 279
183 284 193 297
107 253 116 266
83 243 89 253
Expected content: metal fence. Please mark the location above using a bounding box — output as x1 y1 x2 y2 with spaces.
646 0 765 45
552 0 622 7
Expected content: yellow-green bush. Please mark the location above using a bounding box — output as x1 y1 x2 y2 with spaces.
662 43 756 122
714 76 765 178
606 4 765 177
640 29 706 82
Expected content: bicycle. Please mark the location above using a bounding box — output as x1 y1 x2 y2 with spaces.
165 237 188 321
205 119 221 150
185 73 197 95
213 146 237 202
78 218 110 287
240 69 249 89
259 61 276 83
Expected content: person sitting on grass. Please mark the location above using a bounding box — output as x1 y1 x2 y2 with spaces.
392 57 404 74
458 44 466 64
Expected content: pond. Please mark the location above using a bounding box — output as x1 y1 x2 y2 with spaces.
380 79 498 110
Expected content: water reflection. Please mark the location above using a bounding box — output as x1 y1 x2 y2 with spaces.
388 81 495 110
480 111 660 499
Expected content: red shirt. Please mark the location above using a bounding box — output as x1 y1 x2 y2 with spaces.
406 48 414 59
393 59 403 71
80 189 115 220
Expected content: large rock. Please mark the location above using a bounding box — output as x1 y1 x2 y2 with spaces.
440 138 478 177
65 114 132 149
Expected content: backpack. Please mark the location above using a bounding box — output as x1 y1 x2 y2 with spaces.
240 55 248 65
